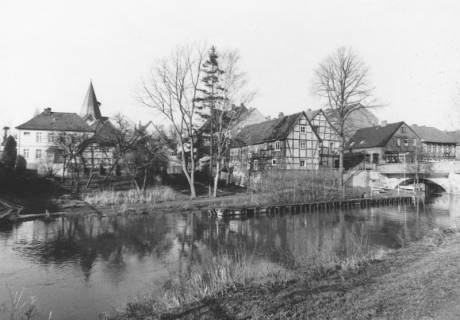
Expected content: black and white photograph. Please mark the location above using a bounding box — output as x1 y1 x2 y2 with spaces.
1 0 460 319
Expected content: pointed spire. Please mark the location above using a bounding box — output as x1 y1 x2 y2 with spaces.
81 80 102 120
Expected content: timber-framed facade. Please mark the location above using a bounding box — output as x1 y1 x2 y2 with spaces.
229 112 321 183
307 109 340 168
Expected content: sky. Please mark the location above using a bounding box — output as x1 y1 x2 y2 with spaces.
2 0 460 131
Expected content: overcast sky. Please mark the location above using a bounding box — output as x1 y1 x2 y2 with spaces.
2 0 460 131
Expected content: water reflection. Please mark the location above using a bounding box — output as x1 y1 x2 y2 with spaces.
0 194 459 319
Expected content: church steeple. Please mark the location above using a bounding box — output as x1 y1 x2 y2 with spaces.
81 81 102 121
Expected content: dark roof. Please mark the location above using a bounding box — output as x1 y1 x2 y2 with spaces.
232 112 319 147
79 120 119 149
16 110 93 132
445 131 460 144
81 81 103 120
347 122 406 149
411 125 457 144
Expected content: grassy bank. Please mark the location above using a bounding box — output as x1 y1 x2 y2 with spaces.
81 183 374 215
110 228 459 320
83 186 187 207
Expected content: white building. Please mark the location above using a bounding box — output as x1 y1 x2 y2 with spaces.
15 82 117 175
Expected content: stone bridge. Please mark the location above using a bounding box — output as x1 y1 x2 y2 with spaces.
349 161 460 194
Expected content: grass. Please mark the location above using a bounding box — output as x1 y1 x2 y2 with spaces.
112 229 460 320
110 241 377 320
0 288 51 320
83 185 187 207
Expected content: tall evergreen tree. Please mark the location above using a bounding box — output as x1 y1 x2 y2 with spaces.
195 46 226 195
1 136 17 169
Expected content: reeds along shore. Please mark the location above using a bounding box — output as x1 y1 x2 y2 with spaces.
83 169 365 209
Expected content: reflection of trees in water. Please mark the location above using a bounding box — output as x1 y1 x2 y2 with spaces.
13 214 174 283
174 204 444 275
173 210 376 273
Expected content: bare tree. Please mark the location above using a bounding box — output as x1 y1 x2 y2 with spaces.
314 46 376 196
52 132 88 192
139 44 207 198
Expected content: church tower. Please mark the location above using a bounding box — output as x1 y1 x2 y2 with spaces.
81 81 105 126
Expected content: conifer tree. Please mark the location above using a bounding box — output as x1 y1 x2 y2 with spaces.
195 46 226 195
1 136 17 169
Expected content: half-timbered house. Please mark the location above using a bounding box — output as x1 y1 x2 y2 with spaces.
229 112 321 183
306 109 340 168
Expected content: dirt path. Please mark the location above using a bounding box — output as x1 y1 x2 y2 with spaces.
155 231 460 320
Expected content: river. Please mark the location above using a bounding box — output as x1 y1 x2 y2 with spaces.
0 194 460 319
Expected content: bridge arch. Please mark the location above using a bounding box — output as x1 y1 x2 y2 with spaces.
396 178 447 194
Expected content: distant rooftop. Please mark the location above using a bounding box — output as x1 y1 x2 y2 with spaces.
411 124 457 144
16 108 93 132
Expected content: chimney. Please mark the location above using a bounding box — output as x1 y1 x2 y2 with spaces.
44 107 52 114
381 120 388 127
278 112 284 119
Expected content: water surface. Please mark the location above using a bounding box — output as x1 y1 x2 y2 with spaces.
1 195 459 319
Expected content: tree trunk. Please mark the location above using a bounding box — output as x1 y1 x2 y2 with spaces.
212 160 220 197
339 136 345 199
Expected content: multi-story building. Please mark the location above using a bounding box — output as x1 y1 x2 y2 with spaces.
229 112 321 182
410 125 456 161
306 109 340 168
346 121 421 164
15 82 116 175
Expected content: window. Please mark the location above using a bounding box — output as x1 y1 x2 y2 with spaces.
275 141 281 150
401 126 406 133
272 159 277 165
36 132 42 143
300 160 306 167
397 138 401 146
300 141 306 149
413 139 417 146
48 132 54 143
404 139 408 146
329 142 334 150
253 159 259 170
23 149 29 159
35 149 42 159
300 126 306 133
23 132 30 136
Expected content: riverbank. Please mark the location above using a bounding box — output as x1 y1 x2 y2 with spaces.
111 228 460 320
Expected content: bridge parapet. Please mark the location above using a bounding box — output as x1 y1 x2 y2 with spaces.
376 161 456 176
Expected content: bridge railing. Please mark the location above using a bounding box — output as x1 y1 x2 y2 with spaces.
376 161 454 175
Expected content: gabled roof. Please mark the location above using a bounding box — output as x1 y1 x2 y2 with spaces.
81 81 103 120
306 108 340 135
232 112 319 147
79 119 119 150
16 109 93 132
305 108 322 120
411 125 457 144
346 121 408 149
